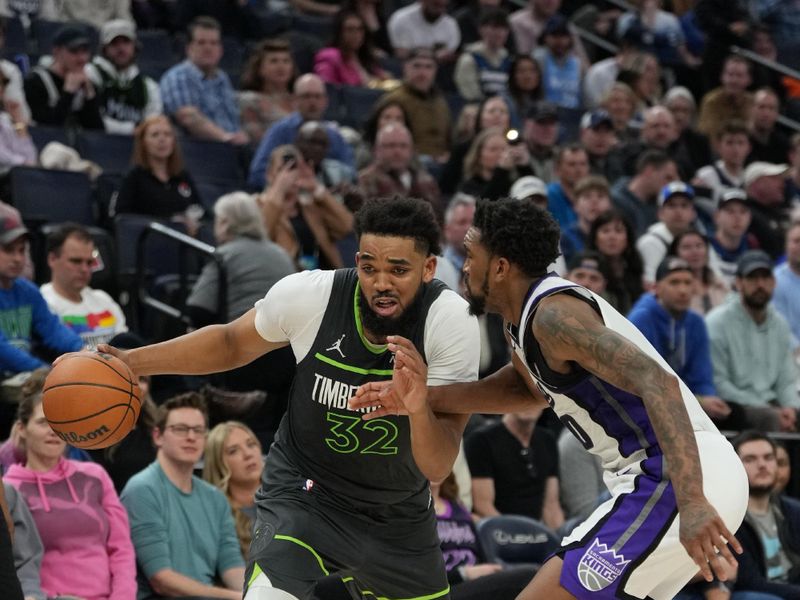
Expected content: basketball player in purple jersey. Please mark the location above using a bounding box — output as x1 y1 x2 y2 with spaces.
352 199 748 599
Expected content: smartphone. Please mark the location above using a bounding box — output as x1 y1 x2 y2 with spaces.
282 152 297 169
506 129 521 145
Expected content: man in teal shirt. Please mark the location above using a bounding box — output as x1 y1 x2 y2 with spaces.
706 250 799 432
121 393 243 599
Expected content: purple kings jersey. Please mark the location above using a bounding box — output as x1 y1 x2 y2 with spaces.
508 275 719 474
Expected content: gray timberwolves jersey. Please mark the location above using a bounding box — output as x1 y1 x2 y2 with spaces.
269 268 448 507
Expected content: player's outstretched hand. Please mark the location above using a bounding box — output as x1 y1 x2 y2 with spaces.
349 380 407 419
348 337 428 418
679 498 742 582
387 335 429 416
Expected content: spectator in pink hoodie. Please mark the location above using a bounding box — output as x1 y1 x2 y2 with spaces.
314 9 387 87
4 379 136 600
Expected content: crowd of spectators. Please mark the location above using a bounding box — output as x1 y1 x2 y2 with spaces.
0 0 797 597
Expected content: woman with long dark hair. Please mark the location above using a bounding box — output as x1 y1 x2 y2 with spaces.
355 96 411 168
588 210 644 314
314 9 387 87
506 55 543 128
669 229 730 315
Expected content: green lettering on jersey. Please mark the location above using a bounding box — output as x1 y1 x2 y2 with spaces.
324 412 399 455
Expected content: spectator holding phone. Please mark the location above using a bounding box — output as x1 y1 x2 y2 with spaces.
256 145 353 270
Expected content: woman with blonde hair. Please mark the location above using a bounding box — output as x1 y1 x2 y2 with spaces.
112 114 202 222
203 421 263 558
602 82 641 142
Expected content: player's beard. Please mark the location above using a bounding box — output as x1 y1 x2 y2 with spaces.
465 270 489 317
358 286 425 341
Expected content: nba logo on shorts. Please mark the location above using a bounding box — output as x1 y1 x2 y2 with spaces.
303 479 315 492
577 538 630 592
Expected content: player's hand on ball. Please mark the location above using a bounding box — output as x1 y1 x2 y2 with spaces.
387 335 429 416
95 344 133 370
679 498 742 582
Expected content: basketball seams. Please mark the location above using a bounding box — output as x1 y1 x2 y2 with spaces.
59 353 136 386
44 381 141 402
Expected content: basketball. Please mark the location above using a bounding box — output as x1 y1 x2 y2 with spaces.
42 351 142 449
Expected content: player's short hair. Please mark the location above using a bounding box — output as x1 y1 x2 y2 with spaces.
355 196 442 256
46 222 93 256
472 198 560 278
156 391 209 431
731 429 776 455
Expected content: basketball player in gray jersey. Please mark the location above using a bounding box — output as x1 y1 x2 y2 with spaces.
73 197 479 600
352 199 748 600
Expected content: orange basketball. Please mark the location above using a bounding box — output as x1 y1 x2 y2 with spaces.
42 351 142 449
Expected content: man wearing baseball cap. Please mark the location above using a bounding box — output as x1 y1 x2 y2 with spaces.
743 161 791 259
579 109 616 178
523 101 559 182
706 249 799 431
0 203 82 377
708 188 757 287
24 25 104 129
509 175 548 208
87 20 162 134
629 256 725 422
637 181 697 285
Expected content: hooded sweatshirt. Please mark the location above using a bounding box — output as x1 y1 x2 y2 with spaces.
628 292 716 396
4 457 136 600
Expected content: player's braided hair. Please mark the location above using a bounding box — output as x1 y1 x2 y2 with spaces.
473 198 561 278
355 196 442 257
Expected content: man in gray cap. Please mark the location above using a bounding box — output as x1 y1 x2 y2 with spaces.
0 203 82 377
743 161 792 259
706 249 799 431
24 25 104 129
87 19 162 134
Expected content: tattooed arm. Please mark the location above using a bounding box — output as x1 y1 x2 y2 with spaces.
533 294 741 582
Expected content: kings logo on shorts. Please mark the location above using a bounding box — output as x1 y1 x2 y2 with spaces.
577 538 630 592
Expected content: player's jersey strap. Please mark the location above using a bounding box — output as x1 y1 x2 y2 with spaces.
273 268 447 508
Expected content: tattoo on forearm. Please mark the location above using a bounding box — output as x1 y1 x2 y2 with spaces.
535 301 704 503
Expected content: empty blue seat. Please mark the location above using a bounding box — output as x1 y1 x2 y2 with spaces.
291 14 334 40
29 125 72 150
195 179 242 212
476 515 560 569
136 29 176 64
10 166 94 225
4 16 27 55
340 86 385 129
77 131 134 174
180 138 242 184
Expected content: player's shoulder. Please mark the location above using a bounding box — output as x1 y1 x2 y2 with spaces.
267 269 335 299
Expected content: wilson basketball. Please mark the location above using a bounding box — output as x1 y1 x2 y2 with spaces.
42 351 141 449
